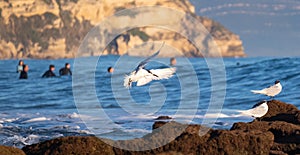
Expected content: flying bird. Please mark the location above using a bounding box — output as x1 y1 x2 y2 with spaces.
238 100 268 118
124 43 176 88
251 80 282 98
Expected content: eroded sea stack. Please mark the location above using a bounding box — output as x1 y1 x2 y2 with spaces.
0 0 245 59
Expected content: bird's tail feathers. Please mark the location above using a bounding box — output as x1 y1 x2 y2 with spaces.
251 90 264 94
123 75 131 88
237 110 252 117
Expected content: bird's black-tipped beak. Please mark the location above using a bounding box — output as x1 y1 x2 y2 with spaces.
275 80 280 84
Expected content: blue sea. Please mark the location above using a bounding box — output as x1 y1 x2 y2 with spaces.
0 56 299 148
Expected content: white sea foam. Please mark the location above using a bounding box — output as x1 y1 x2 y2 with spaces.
7 134 40 146
117 114 156 120
58 112 81 119
118 113 234 122
79 129 93 134
70 112 80 118
123 128 151 134
173 110 251 119
0 118 19 123
74 125 80 129
53 134 64 138
22 117 51 123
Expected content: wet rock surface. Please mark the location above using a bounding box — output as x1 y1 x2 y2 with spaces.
22 136 114 155
3 100 299 154
0 145 26 155
232 100 300 154
260 100 300 124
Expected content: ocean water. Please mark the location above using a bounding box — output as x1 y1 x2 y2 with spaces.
0 56 299 148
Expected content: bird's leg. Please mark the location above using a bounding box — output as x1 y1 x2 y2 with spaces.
253 117 260 122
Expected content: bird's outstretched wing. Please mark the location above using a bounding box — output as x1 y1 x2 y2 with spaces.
148 68 176 80
136 68 176 86
124 67 176 88
135 42 165 72
136 76 154 86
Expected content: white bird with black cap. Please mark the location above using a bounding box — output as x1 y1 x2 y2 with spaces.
124 42 176 88
251 80 282 98
238 100 269 118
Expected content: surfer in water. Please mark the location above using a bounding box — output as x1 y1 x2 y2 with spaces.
42 65 56 78
107 67 114 73
17 60 24 73
59 63 72 76
170 57 177 66
19 64 29 79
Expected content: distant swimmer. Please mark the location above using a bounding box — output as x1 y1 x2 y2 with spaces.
170 57 177 66
251 80 282 98
42 65 56 78
107 67 114 73
59 63 72 76
124 42 176 88
238 100 268 118
17 60 24 73
19 64 29 79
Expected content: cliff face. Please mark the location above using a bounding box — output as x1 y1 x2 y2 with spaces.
0 0 245 59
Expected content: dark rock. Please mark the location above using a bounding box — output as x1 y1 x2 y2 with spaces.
154 116 172 120
266 100 299 116
0 145 25 155
200 130 274 155
260 100 300 124
269 149 288 155
271 143 300 155
152 121 209 135
232 118 300 154
20 121 287 155
113 121 193 152
231 121 300 144
114 121 273 154
22 136 114 155
114 124 273 155
152 121 168 130
20 100 300 154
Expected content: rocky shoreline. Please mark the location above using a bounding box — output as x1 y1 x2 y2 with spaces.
1 100 300 155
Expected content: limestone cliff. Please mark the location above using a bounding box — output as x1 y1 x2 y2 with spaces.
0 0 245 59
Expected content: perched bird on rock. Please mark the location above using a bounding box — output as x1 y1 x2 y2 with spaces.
251 80 282 98
239 100 268 118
